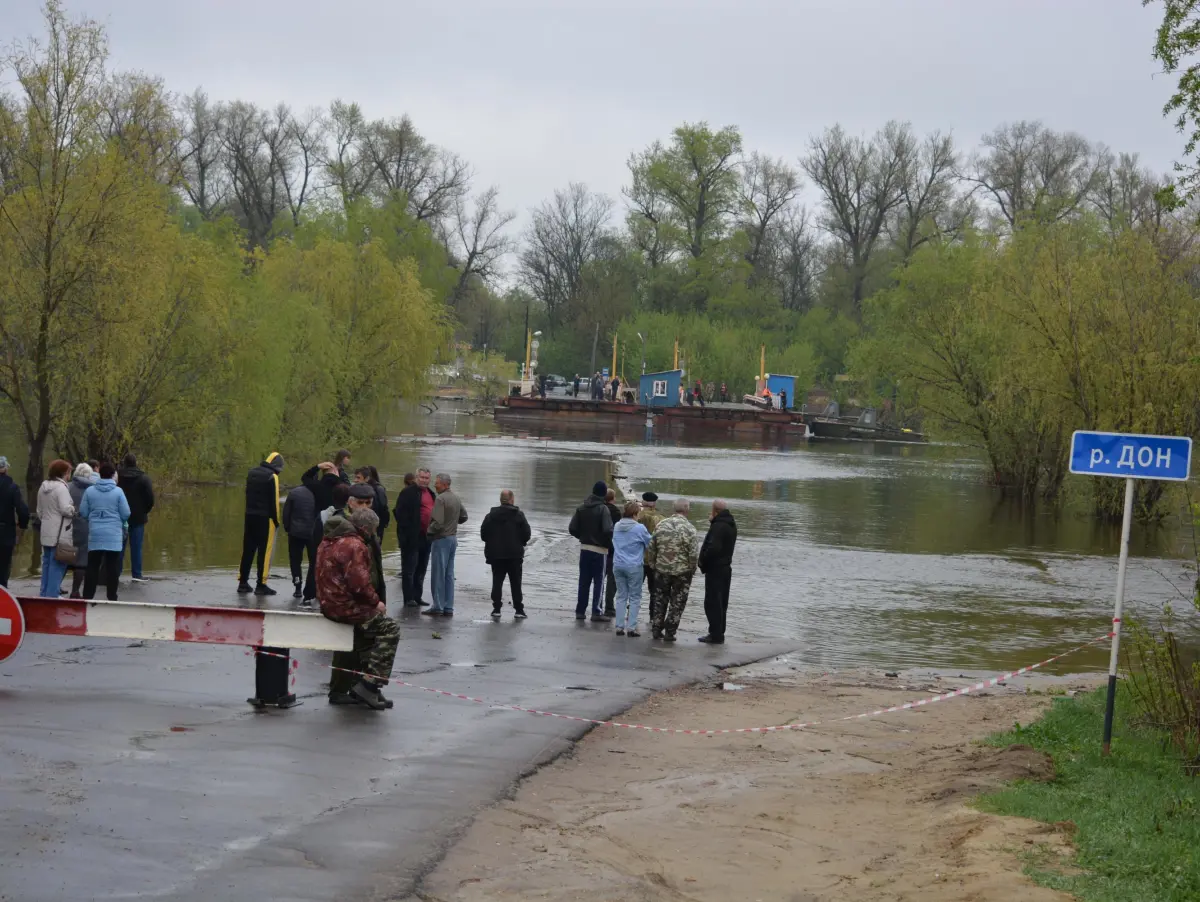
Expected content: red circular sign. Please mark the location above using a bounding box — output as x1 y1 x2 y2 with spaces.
0 586 26 663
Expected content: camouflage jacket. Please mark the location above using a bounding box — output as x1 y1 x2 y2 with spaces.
637 507 664 535
316 520 382 624
646 514 698 576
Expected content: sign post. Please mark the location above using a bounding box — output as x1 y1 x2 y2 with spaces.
1068 430 1193 756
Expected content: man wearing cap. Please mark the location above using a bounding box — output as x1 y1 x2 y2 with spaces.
646 498 698 641
636 491 665 623
569 480 614 622
0 455 31 588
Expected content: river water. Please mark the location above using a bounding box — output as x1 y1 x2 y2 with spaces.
9 401 1195 672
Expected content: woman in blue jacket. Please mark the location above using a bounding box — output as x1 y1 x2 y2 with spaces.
80 461 132 600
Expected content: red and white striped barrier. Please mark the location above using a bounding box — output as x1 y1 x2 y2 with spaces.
14 596 353 651
259 632 1111 734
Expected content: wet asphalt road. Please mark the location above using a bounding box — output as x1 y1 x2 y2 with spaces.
0 573 792 902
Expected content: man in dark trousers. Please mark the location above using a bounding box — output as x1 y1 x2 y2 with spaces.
569 480 613 622
602 488 622 616
480 489 531 618
393 466 436 606
282 481 318 600
697 498 737 644
238 452 284 596
117 453 155 583
0 455 30 588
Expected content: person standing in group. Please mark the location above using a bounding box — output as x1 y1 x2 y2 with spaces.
480 489 531 618
354 466 390 541
610 375 620 401
611 501 652 636
569 480 614 622
693 380 706 407
720 382 728 403
573 375 581 397
698 499 738 645
37 459 75 599
66 463 97 598
117 453 154 583
423 473 467 617
333 449 353 484
780 389 788 411
316 507 399 711
80 462 132 602
394 467 436 607
238 452 285 596
602 488 622 617
636 491 665 620
282 480 319 600
646 498 698 641
0 455 30 588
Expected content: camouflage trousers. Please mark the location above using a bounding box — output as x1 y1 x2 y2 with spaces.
328 612 400 694
650 572 693 638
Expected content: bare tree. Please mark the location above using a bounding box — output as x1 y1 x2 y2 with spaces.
365 116 470 227
891 131 968 259
178 89 227 219
519 183 613 334
220 100 293 248
802 121 912 313
767 206 823 312
279 104 323 227
449 186 515 305
738 152 801 272
966 121 1104 228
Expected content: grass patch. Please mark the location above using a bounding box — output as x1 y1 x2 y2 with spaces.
977 687 1200 901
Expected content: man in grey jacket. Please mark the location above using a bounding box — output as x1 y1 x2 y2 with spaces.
422 473 468 618
282 483 318 600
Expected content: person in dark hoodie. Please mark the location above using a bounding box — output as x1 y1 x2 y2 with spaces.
568 480 614 622
354 466 390 541
238 452 285 596
602 488 622 616
393 466 436 607
697 498 738 644
0 454 31 588
480 489 531 618
282 481 319 600
117 453 154 583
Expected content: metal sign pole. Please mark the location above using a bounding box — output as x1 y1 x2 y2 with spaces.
1101 476 1135 757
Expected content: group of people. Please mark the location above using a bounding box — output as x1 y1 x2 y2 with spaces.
0 453 155 600
567 481 737 642
571 373 623 401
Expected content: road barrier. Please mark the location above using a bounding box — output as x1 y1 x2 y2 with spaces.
10 592 352 709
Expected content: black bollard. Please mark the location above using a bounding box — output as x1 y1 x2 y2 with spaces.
248 646 300 708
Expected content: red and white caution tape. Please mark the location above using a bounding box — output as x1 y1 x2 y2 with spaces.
384 433 550 441
254 633 1112 736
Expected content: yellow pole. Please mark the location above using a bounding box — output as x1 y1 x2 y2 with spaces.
673 338 679 370
760 344 766 386
612 334 617 380
524 329 532 380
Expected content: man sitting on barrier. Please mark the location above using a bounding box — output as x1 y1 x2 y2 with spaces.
316 507 399 711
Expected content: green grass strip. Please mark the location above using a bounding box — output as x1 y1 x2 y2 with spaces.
977 687 1200 901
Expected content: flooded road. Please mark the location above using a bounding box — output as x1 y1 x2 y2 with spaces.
86 402 1194 674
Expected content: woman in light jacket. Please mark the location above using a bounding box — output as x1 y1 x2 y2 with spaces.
80 461 131 601
37 459 76 598
67 462 97 598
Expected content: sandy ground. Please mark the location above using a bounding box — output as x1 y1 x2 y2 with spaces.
409 666 1102 902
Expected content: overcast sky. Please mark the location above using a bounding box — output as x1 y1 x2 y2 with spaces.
2 0 1185 223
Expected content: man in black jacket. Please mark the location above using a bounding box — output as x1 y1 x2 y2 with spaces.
281 483 318 600
568 480 613 622
117 453 155 583
238 453 285 596
0 455 31 588
698 499 737 644
481 489 531 618
393 466 436 607
602 488 622 616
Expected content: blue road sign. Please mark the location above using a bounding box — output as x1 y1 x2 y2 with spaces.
1069 431 1192 482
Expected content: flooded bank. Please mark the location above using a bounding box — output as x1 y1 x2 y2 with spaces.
7 402 1194 672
